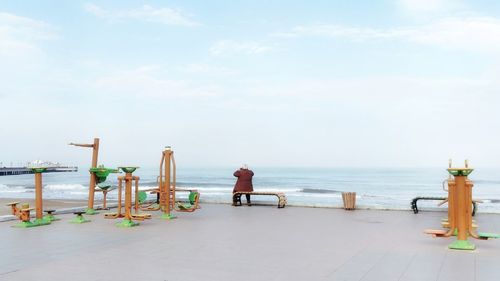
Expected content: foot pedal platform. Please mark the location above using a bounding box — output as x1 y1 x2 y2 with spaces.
478 232 500 239
424 229 447 237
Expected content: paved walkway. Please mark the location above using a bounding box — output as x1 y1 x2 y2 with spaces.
1 204 499 281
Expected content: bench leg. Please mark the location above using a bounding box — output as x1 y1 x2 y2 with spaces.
232 194 242 206
411 200 419 214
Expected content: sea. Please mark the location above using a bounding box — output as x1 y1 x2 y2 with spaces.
1 167 500 213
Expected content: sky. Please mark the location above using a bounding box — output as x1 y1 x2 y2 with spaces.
1 0 500 168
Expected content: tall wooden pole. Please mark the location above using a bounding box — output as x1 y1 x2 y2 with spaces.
35 172 43 220
454 176 468 242
69 138 100 214
160 147 176 219
165 149 171 215
88 138 99 212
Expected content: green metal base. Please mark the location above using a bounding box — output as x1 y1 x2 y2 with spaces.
13 218 51 228
160 213 177 220
33 218 51 225
449 240 475 250
70 215 90 224
43 215 60 222
85 208 99 215
13 221 36 228
116 219 139 227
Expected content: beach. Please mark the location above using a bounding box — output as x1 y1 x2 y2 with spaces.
1 202 499 281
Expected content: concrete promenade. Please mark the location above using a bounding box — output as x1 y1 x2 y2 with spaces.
1 204 499 281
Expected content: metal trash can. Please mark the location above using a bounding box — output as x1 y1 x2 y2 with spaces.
342 192 356 210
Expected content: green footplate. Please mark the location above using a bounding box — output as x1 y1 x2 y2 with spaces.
449 240 475 250
478 232 500 239
116 219 139 227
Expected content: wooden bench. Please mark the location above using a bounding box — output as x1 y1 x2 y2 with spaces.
233 192 287 208
411 196 477 216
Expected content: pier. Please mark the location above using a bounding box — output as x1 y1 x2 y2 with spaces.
0 166 78 176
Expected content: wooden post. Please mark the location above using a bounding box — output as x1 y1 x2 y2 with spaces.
165 149 171 215
159 147 176 219
88 138 99 212
34 172 43 220
124 173 132 221
455 176 468 242
118 177 123 217
69 138 100 214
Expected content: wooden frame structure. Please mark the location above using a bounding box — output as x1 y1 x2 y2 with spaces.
105 167 151 227
424 160 500 250
134 147 200 217
8 168 51 227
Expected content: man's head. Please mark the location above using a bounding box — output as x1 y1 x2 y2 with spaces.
241 164 249 170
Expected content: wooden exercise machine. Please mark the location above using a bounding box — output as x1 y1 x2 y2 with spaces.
424 160 500 250
105 167 151 227
8 168 51 227
135 147 200 218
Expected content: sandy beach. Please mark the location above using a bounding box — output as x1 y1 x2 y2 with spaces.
1 202 499 281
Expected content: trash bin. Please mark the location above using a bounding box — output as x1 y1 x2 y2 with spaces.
342 192 356 210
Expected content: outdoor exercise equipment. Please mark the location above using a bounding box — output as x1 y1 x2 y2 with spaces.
425 160 500 250
90 165 119 210
70 211 90 224
69 139 118 215
43 210 59 222
69 138 100 215
174 189 200 212
135 147 200 218
8 168 51 227
108 167 151 227
6 202 33 226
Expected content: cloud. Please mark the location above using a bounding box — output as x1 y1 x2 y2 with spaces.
92 66 222 99
84 3 199 27
274 16 500 54
397 0 465 15
178 63 237 75
210 40 271 56
0 12 55 55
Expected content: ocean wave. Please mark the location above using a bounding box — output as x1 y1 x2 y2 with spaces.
300 188 341 194
44 184 87 191
480 199 500 203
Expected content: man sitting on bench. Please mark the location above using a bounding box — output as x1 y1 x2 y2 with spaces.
232 164 254 206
